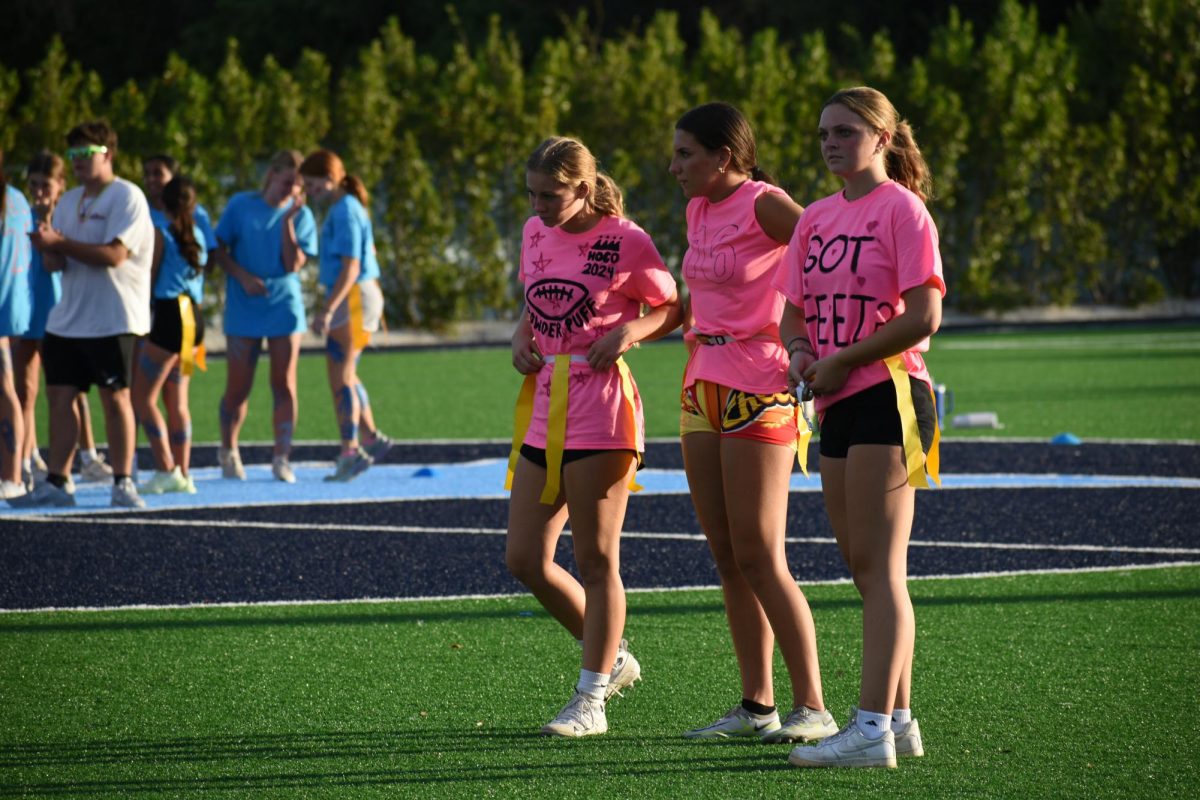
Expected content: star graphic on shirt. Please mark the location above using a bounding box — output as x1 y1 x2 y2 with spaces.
529 230 545 248
571 370 591 391
577 241 591 258
531 253 552 274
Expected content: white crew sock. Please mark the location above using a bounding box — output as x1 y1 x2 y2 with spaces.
576 669 609 702
891 708 912 731
856 708 891 740
79 448 98 466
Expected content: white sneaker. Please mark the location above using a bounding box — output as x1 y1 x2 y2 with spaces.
112 476 147 508
272 455 295 483
683 705 781 739
323 448 372 482
182 474 198 494
605 638 642 701
763 705 839 743
788 718 897 768
140 466 190 494
894 718 924 757
80 453 114 482
540 692 607 737
8 478 75 508
0 480 27 500
218 447 246 480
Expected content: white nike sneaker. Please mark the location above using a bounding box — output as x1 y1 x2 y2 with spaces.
763 705 839 743
605 638 641 701
140 466 190 495
541 692 607 737
683 705 781 740
788 718 897 768
111 476 147 509
894 718 925 757
79 453 114 482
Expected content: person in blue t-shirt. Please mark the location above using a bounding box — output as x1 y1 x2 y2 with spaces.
299 149 393 482
212 149 317 483
132 175 208 496
0 149 32 498
15 152 114 490
142 154 217 253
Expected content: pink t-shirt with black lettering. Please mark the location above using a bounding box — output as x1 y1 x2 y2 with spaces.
519 214 677 451
773 181 945 412
682 179 791 394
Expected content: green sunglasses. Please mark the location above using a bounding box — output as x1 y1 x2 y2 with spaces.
66 144 109 160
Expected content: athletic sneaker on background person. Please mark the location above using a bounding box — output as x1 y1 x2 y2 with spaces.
299 149 392 483
669 103 837 746
777 86 944 769
133 175 208 495
15 120 154 509
211 150 317 483
506 136 681 737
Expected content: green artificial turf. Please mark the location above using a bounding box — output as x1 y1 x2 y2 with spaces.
44 323 1200 447
2 566 1198 798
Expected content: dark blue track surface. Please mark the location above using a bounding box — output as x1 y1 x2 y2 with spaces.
1 441 1196 610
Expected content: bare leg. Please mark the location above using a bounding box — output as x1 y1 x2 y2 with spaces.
97 386 137 477
161 366 192 475
220 336 261 451
824 445 915 716
13 339 41 468
266 334 300 458
0 340 26 484
46 384 81 477
561 450 636 675
324 326 361 451
682 431 775 706
132 340 180 472
505 456 580 636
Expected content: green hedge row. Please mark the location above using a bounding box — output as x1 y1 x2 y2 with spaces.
2 0 1196 328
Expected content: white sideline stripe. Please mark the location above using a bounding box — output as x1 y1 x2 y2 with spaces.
10 514 1200 556
1 562 1196 616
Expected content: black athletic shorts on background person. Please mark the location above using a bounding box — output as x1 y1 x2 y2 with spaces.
818 376 937 459
148 297 206 353
519 444 641 471
42 332 138 391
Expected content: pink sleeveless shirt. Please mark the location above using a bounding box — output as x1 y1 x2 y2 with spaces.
681 180 792 394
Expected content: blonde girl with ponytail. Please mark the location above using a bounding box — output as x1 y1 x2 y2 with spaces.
777 86 945 769
506 135 682 737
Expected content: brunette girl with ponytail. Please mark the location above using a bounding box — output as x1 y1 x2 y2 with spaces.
299 149 392 482
132 175 210 495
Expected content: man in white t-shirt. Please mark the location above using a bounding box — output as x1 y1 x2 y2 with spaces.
14 120 153 508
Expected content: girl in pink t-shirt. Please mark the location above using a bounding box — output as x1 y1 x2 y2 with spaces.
507 136 681 737
777 87 946 769
669 103 835 745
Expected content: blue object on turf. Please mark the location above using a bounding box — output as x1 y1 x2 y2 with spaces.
1050 432 1082 445
413 466 437 477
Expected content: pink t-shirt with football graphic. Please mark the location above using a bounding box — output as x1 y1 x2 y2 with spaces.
773 180 946 413
519 214 677 451
682 180 792 394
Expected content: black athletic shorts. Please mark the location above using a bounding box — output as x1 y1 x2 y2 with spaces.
818 376 937 459
42 332 137 392
148 296 206 353
519 444 642 471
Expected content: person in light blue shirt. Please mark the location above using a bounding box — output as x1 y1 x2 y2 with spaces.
211 149 317 483
15 151 113 490
0 150 32 497
142 154 217 251
299 149 392 482
133 176 208 496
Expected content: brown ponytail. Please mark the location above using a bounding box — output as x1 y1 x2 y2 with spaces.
162 176 203 275
824 86 934 203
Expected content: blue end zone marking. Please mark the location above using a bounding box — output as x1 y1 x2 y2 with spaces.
3 460 1197 515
